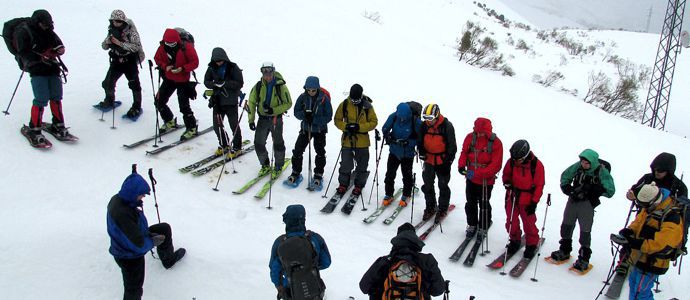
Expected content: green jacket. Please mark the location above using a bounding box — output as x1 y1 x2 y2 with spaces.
560 149 615 199
247 71 292 124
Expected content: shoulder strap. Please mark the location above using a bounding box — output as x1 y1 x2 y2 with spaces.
487 133 496 154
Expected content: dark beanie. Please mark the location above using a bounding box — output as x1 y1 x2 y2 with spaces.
349 84 363 100
32 9 53 25
397 222 416 235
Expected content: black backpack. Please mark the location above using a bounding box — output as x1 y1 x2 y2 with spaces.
2 17 32 69
276 231 324 300
670 196 689 262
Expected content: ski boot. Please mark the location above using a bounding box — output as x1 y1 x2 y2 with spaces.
382 195 394 206
422 207 437 221
399 195 410 207
159 118 178 134
180 126 198 141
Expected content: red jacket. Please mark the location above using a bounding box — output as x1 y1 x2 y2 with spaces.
458 117 503 185
502 153 545 206
153 29 199 83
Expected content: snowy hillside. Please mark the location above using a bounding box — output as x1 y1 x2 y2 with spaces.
1 0 689 299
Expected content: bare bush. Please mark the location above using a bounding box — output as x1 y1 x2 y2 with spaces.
534 70 564 87
516 39 530 51
583 71 643 120
456 21 512 73
363 11 382 24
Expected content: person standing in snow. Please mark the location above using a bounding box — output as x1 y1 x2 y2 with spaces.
285 76 333 188
203 47 244 156
247 62 292 179
107 170 186 300
98 9 145 119
626 152 687 201
457 117 503 237
548 149 615 272
501 139 545 260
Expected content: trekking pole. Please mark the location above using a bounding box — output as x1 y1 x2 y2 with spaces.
267 116 278 210
481 179 491 256
367 129 383 207
212 94 247 191
148 60 162 147
148 168 162 223
411 173 416 223
530 193 551 282
2 70 24 116
500 189 518 275
595 200 637 299
443 280 450 300
110 98 117 130
321 147 342 198
306 102 313 188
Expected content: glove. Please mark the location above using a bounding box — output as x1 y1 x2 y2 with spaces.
418 153 426 161
458 166 467 175
628 237 643 250
561 184 573 196
383 134 391 145
619 228 635 241
203 89 214 98
207 97 216 108
249 122 256 131
304 110 313 123
466 170 475 180
586 184 606 199
264 106 273 115
526 201 537 215
346 123 359 133
276 286 285 299
610 233 629 246
213 79 225 88
151 234 165 247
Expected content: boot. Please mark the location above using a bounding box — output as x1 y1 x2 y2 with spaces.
286 173 300 184
312 174 323 187
258 165 272 177
160 118 178 133
162 248 186 269
435 208 448 223
465 225 477 238
125 107 142 118
572 247 592 272
523 244 537 259
382 195 394 206
49 122 70 138
215 146 231 156
27 127 48 145
180 126 198 141
336 184 348 195
422 207 437 221
399 195 409 207
351 186 362 196
506 240 521 256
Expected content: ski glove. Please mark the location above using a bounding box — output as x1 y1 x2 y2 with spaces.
466 170 475 180
151 234 165 247
561 184 573 196
619 228 635 241
264 107 274 115
346 123 359 133
526 201 537 215
207 97 216 108
249 122 256 131
304 111 313 124
458 166 467 175
276 286 285 299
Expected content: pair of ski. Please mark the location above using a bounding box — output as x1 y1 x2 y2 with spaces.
362 188 419 225
544 256 594 275
413 204 456 241
484 237 545 278
144 126 215 155
178 140 253 175
21 122 79 149
122 124 184 149
320 171 370 215
448 227 486 267
232 159 292 199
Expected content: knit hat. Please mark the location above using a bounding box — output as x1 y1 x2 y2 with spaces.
397 222 416 235
349 84 363 100
109 9 127 22
636 183 663 206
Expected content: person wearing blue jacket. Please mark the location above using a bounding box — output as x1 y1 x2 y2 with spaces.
269 204 331 299
107 171 186 300
286 76 333 188
381 102 421 207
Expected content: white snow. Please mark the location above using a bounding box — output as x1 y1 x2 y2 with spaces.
0 0 689 299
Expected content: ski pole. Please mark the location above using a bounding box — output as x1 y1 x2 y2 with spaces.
321 147 342 198
267 116 278 210
500 188 518 275
212 94 247 191
148 60 162 147
110 98 117 130
595 201 637 299
148 168 162 223
2 70 24 116
442 280 450 300
367 129 383 207
481 179 490 256
530 193 551 282
411 173 416 223
306 99 313 188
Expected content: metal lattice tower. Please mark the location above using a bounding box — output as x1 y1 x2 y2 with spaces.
642 0 686 130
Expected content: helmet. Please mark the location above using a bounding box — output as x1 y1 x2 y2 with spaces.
510 139 530 160
260 62 274 74
422 104 440 121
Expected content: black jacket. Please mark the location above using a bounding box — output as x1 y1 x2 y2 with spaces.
203 47 244 106
359 231 445 299
15 18 63 76
630 152 688 198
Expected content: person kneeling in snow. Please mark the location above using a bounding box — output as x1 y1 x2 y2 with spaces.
106 170 185 300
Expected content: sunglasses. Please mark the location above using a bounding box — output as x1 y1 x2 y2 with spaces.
306 88 317 93
654 169 667 173
261 67 274 74
164 41 177 47
112 20 124 24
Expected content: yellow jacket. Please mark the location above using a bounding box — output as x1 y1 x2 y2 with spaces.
333 96 378 148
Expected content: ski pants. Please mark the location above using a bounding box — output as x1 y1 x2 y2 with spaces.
156 79 197 130
465 180 494 230
291 129 327 176
114 223 175 300
254 115 286 169
505 191 540 246
559 198 594 250
212 105 242 150
422 162 451 212
102 58 142 109
628 267 658 300
338 147 369 188
384 154 414 198
29 75 64 128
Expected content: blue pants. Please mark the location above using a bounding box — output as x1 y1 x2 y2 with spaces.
628 267 658 300
31 75 63 106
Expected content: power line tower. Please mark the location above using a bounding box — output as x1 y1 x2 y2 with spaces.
642 0 687 130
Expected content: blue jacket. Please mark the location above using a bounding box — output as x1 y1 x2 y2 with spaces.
293 76 333 133
382 103 421 159
106 173 154 259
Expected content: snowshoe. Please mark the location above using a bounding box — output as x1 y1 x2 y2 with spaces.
122 107 142 121
93 100 122 112
21 125 52 149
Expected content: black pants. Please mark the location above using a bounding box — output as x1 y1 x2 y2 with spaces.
465 180 494 229
156 79 196 130
102 58 142 109
384 154 414 197
212 105 242 150
291 130 327 175
421 163 451 212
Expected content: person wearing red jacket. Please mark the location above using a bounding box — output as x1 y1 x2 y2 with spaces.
501 140 545 259
457 117 503 238
153 28 200 140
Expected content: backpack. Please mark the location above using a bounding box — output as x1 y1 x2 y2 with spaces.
174 27 194 44
382 259 424 300
406 101 423 121
469 132 496 154
2 17 32 69
391 101 421 141
276 231 324 300
669 196 689 262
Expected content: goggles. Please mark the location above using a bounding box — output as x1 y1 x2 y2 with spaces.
261 67 274 74
422 114 436 121
164 41 177 48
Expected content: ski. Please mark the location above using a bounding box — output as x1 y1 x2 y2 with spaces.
449 236 475 262
232 169 271 195
569 263 594 275
20 125 52 149
419 204 456 241
145 126 214 155
254 159 292 199
508 237 546 277
463 231 486 267
283 174 304 188
604 271 628 299
320 185 354 213
93 100 122 112
363 188 403 224
340 172 371 215
486 237 525 269
382 187 419 225
189 146 255 176
41 122 79 142
179 140 250 173
122 125 183 148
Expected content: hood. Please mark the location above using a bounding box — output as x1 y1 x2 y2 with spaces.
109 9 128 23
210 47 230 63
31 9 53 28
395 102 412 122
117 173 151 207
282 204 306 233
390 230 424 253
650 152 677 175
304 76 320 89
473 117 493 135
162 28 182 44
578 149 600 170
265 71 287 86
